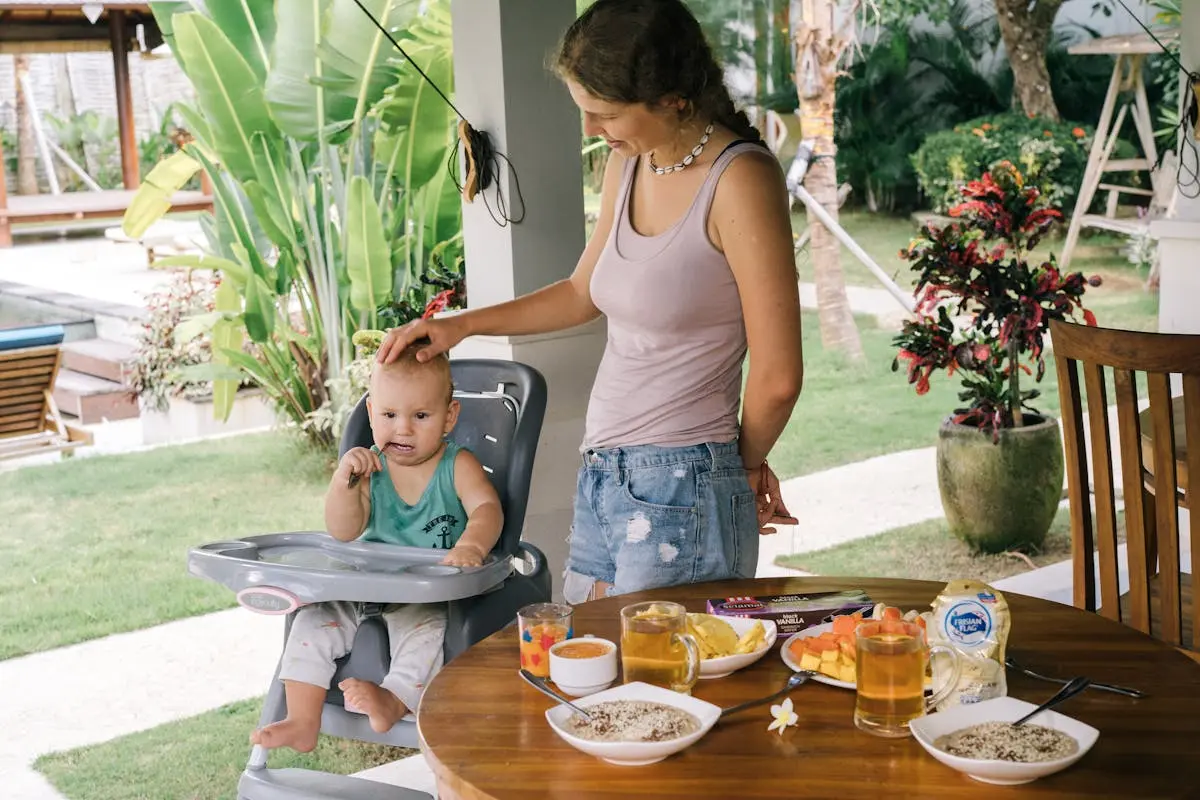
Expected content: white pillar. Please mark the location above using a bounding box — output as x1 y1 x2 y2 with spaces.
449 0 605 597
1151 12 1200 334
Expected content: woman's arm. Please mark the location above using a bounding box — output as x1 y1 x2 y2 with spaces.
711 152 804 473
378 150 627 363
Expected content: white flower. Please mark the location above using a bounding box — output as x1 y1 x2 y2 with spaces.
767 697 798 735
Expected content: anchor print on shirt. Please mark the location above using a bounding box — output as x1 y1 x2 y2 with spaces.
422 513 461 549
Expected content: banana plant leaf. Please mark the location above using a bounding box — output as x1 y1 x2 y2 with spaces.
345 175 393 321
148 2 193 70
266 0 328 140
172 12 279 183
374 41 455 193
121 150 203 238
211 277 245 420
205 0 277 84
317 0 420 130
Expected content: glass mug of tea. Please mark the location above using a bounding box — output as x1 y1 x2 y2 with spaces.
619 601 701 694
854 619 961 738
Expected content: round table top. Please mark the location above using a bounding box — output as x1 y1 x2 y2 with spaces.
418 577 1200 799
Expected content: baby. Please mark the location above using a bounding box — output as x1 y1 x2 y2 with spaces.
251 343 503 752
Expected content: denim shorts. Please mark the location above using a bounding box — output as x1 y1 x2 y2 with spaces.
562 440 759 604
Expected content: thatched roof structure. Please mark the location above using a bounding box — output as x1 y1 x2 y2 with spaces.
0 2 162 54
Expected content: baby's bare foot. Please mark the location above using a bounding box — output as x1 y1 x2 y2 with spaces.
339 679 408 733
250 717 320 753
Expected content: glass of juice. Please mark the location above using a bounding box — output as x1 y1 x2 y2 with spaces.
619 601 700 694
854 619 961 737
518 602 573 678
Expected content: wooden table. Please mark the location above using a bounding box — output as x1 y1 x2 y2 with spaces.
1140 396 1189 498
419 577 1200 799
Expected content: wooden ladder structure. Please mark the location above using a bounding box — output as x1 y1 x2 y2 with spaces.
1060 32 1179 270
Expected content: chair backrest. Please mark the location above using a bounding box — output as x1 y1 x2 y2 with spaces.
1049 320 1200 652
338 358 548 559
0 343 63 441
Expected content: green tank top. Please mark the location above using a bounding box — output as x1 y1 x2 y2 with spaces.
359 441 468 549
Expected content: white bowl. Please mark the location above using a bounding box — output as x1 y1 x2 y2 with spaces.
909 696 1099 786
699 617 778 679
544 681 721 766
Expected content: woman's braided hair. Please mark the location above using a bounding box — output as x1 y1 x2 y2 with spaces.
554 0 761 143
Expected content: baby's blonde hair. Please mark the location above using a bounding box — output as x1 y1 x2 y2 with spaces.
370 339 453 404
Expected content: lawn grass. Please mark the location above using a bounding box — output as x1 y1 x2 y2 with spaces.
775 507 1086 584
768 312 1064 479
34 699 415 800
0 432 331 661
795 211 1159 333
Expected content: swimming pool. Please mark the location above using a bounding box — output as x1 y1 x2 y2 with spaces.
0 294 93 334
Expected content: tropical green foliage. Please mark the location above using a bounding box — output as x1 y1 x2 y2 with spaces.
125 0 463 448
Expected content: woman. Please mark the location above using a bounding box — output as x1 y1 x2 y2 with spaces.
377 0 803 603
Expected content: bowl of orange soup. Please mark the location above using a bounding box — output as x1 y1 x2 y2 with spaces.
550 636 618 696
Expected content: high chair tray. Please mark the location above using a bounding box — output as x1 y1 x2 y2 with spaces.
188 532 511 608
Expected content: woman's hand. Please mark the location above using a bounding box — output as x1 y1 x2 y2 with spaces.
752 462 797 534
376 315 469 364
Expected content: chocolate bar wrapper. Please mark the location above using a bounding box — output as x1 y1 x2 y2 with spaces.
706 589 875 640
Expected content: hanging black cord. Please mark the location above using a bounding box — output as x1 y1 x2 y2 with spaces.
1112 0 1199 198
349 0 526 223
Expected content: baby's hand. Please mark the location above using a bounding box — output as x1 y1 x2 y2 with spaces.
440 543 486 568
337 446 382 487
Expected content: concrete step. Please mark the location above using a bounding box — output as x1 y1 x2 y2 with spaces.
60 338 137 384
52 368 139 424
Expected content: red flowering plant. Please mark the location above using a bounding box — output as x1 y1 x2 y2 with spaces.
893 161 1096 441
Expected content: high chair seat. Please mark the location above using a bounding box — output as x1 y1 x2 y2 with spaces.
216 359 549 799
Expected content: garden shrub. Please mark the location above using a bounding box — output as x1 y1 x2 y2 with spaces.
912 113 1104 215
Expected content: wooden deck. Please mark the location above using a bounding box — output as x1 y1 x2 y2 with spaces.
0 189 213 246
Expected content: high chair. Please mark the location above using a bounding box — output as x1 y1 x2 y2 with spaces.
189 359 549 799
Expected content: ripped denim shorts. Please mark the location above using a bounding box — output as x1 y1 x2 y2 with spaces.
562 440 759 605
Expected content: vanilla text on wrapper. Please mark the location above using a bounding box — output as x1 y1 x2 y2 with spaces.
705 590 876 639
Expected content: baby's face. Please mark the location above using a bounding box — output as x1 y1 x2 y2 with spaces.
367 368 458 467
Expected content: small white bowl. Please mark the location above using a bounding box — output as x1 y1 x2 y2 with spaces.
698 617 778 679
550 636 619 697
544 681 721 766
909 696 1099 786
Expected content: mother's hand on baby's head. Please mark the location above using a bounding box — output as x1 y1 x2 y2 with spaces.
376 316 466 365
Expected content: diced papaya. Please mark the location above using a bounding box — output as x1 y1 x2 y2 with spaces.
881 606 903 621
788 638 807 660
807 637 836 652
831 614 859 636
838 637 856 660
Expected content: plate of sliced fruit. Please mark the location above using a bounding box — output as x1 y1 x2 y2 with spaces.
781 604 930 689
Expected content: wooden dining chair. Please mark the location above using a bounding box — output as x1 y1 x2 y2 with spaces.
1049 320 1200 661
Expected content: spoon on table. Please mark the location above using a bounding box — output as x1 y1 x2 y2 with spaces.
519 669 592 720
1005 655 1146 698
720 671 813 719
1012 676 1092 728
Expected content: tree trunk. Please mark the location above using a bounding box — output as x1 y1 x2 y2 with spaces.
794 0 864 361
993 0 1063 122
53 55 81 191
14 55 39 195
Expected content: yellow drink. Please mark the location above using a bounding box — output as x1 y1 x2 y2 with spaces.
619 602 700 694
854 621 938 738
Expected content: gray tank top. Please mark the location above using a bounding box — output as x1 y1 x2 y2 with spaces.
584 141 768 450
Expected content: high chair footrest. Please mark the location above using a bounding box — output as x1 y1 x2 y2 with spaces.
238 767 432 800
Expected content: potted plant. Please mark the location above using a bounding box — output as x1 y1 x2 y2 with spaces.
894 161 1096 553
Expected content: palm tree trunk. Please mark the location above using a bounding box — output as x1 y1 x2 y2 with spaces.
993 0 1063 121
14 55 39 195
794 0 864 361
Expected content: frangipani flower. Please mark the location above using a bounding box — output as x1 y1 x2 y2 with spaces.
767 697 798 735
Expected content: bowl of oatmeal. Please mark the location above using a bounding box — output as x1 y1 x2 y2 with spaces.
910 696 1099 785
544 681 721 766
